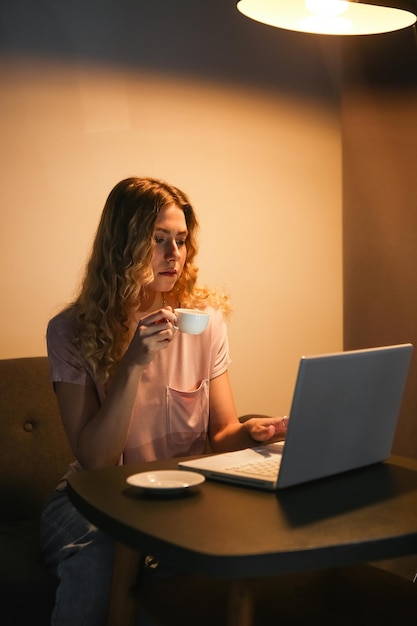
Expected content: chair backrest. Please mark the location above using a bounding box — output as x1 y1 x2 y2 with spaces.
0 357 73 520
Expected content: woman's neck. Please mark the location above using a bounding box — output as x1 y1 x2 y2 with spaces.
136 291 165 316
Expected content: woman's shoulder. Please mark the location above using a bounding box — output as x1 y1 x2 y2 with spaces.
47 306 76 339
205 305 225 320
46 306 99 389
204 306 228 340
187 286 231 319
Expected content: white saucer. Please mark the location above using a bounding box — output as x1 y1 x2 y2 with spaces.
126 470 205 494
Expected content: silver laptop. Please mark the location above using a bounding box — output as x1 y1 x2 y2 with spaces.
179 344 413 490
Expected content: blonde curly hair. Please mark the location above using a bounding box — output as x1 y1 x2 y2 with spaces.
70 177 230 383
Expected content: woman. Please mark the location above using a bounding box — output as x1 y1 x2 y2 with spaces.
40 176 287 625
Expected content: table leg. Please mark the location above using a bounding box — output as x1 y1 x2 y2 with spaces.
107 542 141 626
227 579 254 626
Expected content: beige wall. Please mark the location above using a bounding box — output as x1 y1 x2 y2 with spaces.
0 5 343 418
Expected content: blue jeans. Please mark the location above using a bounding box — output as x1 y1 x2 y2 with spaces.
40 487 116 625
40 487 159 626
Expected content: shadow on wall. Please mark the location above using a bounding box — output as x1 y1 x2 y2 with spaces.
0 0 341 102
2 1 415 99
342 26 417 88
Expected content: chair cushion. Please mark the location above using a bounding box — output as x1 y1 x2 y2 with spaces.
0 357 73 520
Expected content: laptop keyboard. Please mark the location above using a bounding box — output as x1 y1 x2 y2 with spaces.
225 456 281 478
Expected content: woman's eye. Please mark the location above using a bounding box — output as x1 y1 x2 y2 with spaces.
154 236 186 247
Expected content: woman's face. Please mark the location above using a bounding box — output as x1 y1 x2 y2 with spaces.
149 203 188 293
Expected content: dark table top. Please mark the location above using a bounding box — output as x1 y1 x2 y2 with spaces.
67 454 417 579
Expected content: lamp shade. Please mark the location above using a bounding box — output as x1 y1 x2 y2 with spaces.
237 0 417 35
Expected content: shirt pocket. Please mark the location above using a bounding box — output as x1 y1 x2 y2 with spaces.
166 379 209 454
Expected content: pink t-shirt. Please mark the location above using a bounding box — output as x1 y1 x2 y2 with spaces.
47 307 231 471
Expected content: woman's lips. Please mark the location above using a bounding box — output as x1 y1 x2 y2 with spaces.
159 270 177 277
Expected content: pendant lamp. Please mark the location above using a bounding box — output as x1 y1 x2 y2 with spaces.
237 0 417 36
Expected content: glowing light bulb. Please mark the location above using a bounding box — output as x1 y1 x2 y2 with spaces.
303 0 351 32
305 0 349 17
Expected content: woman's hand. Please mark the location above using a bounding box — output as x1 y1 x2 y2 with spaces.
208 373 289 452
243 416 288 444
127 306 177 366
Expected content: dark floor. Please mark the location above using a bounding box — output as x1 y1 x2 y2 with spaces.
137 564 417 626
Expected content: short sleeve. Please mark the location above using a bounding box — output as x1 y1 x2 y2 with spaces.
209 308 232 380
46 311 96 389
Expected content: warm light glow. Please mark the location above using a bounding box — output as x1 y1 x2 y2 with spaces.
237 0 417 35
305 0 349 17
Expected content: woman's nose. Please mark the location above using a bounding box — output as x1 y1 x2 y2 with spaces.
165 241 181 259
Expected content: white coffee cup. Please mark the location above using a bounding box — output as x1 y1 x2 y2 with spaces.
174 308 209 335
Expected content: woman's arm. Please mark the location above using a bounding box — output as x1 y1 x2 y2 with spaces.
208 371 287 452
54 307 177 470
54 361 144 470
